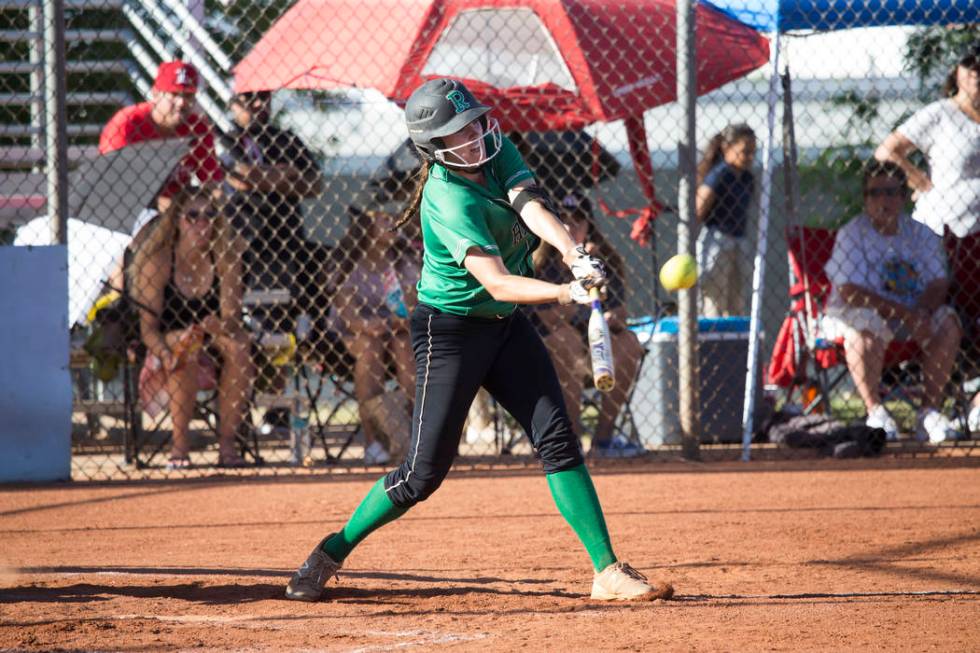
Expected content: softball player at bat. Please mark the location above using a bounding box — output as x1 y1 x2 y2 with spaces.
286 78 674 603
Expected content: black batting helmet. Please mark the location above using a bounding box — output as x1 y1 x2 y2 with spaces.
404 78 491 161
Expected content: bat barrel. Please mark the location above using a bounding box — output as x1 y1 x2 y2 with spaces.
587 287 615 393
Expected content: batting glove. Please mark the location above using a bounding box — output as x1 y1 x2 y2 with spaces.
567 244 607 287
558 280 594 306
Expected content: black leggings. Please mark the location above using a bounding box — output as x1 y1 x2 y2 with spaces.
384 304 584 508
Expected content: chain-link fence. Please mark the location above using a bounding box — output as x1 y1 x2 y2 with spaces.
1 0 977 480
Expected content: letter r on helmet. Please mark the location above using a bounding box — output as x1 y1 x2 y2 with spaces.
446 90 470 113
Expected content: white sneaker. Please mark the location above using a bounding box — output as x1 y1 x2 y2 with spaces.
364 440 391 465
590 561 674 601
967 405 980 435
866 404 899 441
916 409 960 444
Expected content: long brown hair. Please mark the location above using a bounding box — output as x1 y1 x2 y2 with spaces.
945 44 980 97
394 160 430 229
130 186 243 301
696 123 756 184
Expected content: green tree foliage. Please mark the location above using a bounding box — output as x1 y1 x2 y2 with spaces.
904 24 980 100
798 90 881 226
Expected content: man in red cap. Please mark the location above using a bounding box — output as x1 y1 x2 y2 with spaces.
99 61 223 215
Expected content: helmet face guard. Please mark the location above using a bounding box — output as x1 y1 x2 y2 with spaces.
433 117 502 169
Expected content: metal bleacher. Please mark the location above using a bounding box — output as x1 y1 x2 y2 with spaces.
0 0 232 229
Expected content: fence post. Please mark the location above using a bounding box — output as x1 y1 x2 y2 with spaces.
676 0 700 460
43 0 68 245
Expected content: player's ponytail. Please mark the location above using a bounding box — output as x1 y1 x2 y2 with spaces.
696 133 725 185
395 160 429 229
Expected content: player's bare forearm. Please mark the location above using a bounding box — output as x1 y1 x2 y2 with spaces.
464 249 564 305
516 197 577 258
874 132 932 192
404 283 419 311
484 275 567 305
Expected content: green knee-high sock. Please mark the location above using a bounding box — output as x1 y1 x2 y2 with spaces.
547 463 617 572
322 477 408 562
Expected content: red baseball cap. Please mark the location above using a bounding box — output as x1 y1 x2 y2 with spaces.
153 61 199 94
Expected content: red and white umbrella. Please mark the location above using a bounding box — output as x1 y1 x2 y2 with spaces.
235 0 769 241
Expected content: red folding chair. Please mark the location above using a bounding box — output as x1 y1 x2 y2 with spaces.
767 225 920 416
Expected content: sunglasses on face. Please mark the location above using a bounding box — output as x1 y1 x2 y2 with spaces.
865 187 904 198
184 208 218 223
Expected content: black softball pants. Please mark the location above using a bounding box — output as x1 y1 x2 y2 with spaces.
384 303 584 508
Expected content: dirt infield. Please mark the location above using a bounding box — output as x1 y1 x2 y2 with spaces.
2 459 979 652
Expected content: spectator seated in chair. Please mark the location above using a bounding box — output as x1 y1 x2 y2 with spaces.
529 192 645 458
130 186 255 468
822 160 962 443
329 207 420 465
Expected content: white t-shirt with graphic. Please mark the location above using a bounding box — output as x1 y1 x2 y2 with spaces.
826 211 947 309
897 99 980 238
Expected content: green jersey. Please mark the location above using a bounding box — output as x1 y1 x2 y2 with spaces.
416 134 539 318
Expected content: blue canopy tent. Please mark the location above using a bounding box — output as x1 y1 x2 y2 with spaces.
701 0 978 459
705 0 976 32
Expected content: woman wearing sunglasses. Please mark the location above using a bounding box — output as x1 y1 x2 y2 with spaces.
131 186 254 469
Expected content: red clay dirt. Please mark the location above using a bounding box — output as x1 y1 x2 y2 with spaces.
1 459 979 652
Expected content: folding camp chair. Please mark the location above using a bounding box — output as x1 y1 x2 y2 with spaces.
768 225 920 418
244 287 389 466
294 327 363 462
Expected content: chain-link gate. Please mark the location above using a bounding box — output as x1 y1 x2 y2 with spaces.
1 0 976 480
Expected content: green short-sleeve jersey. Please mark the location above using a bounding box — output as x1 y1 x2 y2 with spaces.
416 134 539 318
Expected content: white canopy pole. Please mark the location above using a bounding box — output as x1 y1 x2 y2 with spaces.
741 30 781 461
